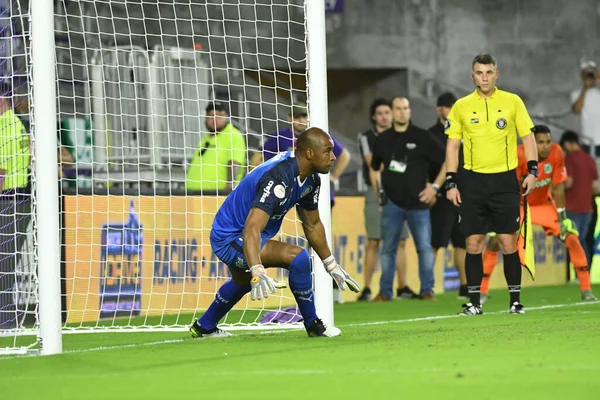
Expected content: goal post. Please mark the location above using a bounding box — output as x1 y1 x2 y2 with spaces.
31 0 62 356
306 0 333 328
0 0 334 355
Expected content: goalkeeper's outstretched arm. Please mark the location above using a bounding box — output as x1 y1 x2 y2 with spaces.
298 207 332 259
298 207 361 292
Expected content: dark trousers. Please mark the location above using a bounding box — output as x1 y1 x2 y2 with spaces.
0 194 32 329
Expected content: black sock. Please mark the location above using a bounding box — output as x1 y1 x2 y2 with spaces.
503 251 522 305
465 253 483 306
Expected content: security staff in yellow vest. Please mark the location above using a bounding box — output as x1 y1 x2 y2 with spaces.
0 82 31 329
186 101 246 194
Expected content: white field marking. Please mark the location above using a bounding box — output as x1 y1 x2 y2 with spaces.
342 300 600 327
4 365 600 380
1 300 598 360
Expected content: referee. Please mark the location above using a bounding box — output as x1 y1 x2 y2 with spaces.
444 54 538 316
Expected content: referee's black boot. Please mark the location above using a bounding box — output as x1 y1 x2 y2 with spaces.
458 302 483 316
508 301 525 314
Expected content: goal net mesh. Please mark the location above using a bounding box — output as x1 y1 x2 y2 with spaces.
0 0 315 353
57 0 310 333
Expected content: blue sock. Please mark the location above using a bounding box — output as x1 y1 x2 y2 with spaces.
198 280 250 330
288 249 317 327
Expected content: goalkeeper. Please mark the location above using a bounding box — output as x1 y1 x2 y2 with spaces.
481 125 596 302
190 128 360 338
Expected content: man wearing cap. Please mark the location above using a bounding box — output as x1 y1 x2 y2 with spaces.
0 82 31 329
571 61 600 155
186 101 247 193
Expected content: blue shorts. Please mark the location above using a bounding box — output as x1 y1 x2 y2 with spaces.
210 232 269 270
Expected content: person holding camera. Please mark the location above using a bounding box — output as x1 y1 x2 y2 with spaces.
571 61 600 155
371 97 446 301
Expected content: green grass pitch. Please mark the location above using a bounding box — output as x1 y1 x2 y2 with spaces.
1 285 599 399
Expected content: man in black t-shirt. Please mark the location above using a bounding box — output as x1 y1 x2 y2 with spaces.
372 97 446 300
428 92 468 298
357 98 416 302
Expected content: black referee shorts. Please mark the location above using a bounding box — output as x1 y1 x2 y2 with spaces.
458 169 520 237
430 196 465 249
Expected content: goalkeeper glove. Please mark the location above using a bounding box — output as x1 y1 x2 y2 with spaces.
322 256 361 293
558 208 578 240
249 264 286 301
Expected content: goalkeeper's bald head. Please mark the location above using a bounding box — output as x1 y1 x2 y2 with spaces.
296 127 336 175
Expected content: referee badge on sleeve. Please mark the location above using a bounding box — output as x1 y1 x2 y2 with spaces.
444 119 450 130
496 118 507 129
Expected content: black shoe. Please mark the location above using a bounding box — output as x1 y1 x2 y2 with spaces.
509 301 525 314
396 286 419 299
305 318 341 337
357 287 372 301
458 302 483 316
189 321 232 338
458 285 469 299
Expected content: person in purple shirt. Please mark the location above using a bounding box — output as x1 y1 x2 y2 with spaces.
250 103 351 208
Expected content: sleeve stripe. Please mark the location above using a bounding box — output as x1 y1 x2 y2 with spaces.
359 134 371 157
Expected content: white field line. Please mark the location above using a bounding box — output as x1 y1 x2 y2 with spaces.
1 300 598 359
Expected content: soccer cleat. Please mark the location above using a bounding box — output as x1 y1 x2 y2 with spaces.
581 290 598 301
357 287 372 301
509 301 525 314
458 285 469 299
306 318 341 337
397 286 419 299
480 293 489 304
189 321 232 338
458 302 483 316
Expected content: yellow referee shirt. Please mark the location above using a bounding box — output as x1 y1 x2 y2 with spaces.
445 87 534 173
0 109 30 190
186 122 246 191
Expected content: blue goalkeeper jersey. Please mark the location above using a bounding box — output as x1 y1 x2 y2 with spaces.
210 151 321 249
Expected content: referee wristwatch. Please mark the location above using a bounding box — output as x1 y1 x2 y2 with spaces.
527 160 539 178
444 172 458 191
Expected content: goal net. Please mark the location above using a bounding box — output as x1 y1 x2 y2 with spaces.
0 0 38 355
1 0 332 355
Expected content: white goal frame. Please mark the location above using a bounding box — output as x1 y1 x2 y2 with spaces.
11 0 333 356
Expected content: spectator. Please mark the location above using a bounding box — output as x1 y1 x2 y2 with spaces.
428 92 468 298
560 130 598 263
0 81 31 329
357 98 416 302
371 97 446 301
250 104 309 166
57 123 75 181
571 61 600 154
186 101 246 194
